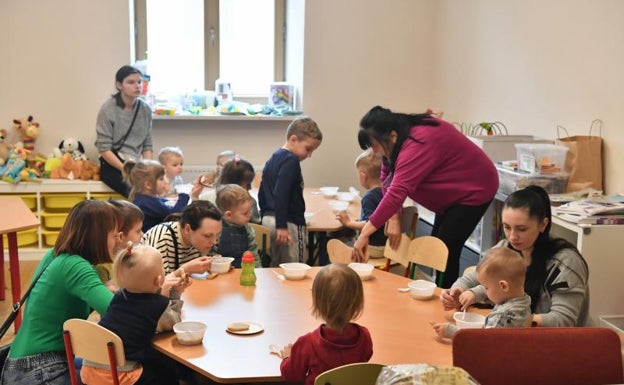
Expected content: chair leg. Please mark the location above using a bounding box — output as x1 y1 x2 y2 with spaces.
404 263 411 278
63 331 79 385
107 341 120 385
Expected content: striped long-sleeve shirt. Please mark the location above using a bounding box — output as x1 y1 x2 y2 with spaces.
142 221 203 274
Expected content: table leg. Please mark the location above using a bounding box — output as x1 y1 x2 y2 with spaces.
7 232 21 331
307 232 317 266
0 235 5 301
317 232 329 266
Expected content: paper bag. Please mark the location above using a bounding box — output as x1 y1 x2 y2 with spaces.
556 119 603 192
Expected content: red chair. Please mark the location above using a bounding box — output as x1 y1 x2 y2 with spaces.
453 327 624 385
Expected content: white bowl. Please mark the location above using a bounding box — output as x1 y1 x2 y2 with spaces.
173 321 207 345
211 256 234 273
304 212 314 224
328 200 349 214
336 192 355 202
320 186 339 198
453 312 486 329
408 279 436 300
348 262 374 280
279 262 311 280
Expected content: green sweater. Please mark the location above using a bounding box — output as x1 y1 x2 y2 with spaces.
10 249 114 358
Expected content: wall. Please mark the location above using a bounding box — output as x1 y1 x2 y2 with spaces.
1 1 623 193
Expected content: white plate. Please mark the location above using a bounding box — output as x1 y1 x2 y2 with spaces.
226 321 264 335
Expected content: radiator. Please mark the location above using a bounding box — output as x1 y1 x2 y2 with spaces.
180 164 264 186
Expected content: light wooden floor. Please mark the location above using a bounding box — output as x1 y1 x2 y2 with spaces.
0 260 39 345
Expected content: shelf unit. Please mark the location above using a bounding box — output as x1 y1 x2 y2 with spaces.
0 180 123 259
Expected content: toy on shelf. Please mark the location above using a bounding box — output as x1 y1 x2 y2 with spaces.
58 137 87 160
0 128 11 166
13 115 40 152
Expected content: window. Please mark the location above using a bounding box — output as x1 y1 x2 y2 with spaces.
132 0 285 97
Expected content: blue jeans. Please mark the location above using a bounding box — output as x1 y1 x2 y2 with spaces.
1 351 70 385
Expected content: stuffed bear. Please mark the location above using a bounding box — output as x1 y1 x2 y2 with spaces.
58 138 87 161
0 128 12 166
50 153 76 180
80 160 101 181
13 116 40 152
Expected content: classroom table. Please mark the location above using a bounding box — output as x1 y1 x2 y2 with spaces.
152 267 487 384
302 188 360 265
0 196 40 331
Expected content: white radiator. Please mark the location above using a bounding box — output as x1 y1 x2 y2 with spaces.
180 164 264 185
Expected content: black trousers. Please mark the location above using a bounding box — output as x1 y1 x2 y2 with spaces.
432 200 492 288
99 157 130 198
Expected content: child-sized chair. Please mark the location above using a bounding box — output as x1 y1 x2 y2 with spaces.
406 236 448 281
314 362 385 385
250 223 271 267
63 318 125 385
327 238 353 264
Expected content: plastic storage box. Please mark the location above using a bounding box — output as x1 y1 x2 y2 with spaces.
497 166 569 194
515 143 568 174
16 228 38 247
42 230 59 247
42 193 85 212
41 212 68 229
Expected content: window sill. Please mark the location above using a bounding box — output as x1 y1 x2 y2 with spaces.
152 114 297 122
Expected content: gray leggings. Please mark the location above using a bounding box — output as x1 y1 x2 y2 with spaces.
261 216 308 267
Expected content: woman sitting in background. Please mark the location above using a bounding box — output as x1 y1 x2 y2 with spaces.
440 185 589 327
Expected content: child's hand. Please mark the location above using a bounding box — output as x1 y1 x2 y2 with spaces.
458 290 476 310
440 287 463 310
280 343 292 359
336 211 351 226
276 228 292 246
191 176 204 200
170 267 192 292
430 322 449 339
200 171 216 187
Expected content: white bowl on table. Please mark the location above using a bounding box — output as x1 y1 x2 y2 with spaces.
408 279 436 300
279 262 312 280
211 256 234 273
320 186 339 198
348 262 374 280
173 321 207 345
453 312 486 329
336 192 355 202
328 200 349 214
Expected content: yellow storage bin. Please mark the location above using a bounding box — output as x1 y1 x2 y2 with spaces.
90 193 125 202
41 212 68 229
42 230 59 247
42 193 86 212
18 194 37 211
16 228 38 247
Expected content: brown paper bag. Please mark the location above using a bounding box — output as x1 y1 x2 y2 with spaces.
556 119 603 192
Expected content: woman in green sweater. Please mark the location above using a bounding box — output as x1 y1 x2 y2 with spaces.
1 200 119 385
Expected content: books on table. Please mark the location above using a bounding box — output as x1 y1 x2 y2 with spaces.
554 196 624 224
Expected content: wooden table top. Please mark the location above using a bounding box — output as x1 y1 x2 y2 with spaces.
0 196 39 234
303 188 360 232
153 267 486 384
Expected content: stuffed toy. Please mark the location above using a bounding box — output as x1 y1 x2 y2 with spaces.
13 116 40 152
50 153 76 180
58 138 87 160
0 148 28 183
0 128 11 166
80 160 100 181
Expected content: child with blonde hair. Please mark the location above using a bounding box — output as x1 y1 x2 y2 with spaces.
158 146 185 196
214 184 260 267
279 264 373 385
336 149 387 258
432 246 531 340
259 117 323 266
81 243 190 385
124 159 200 232
95 199 145 291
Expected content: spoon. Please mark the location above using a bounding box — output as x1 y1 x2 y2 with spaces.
272 270 286 281
462 308 467 321
397 287 410 293
269 344 282 358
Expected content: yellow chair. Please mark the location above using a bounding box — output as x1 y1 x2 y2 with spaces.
250 223 271 267
314 362 385 385
406 236 448 281
63 318 125 385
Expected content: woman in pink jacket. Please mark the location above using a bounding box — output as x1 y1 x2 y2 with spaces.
352 106 498 288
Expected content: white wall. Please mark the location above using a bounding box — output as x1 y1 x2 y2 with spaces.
1 0 623 193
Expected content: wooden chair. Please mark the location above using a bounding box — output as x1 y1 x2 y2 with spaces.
453 327 624 385
462 265 476 276
314 362 385 385
380 206 419 272
406 236 448 281
250 223 271 267
63 318 125 385
327 238 353 264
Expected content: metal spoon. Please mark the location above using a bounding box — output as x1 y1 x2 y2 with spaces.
397 287 410 293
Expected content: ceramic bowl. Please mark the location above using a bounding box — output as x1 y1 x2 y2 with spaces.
320 186 339 198
279 262 311 280
173 321 207 345
348 262 374 280
408 279 436 300
328 200 349 214
453 312 486 329
336 192 355 202
211 256 234 273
